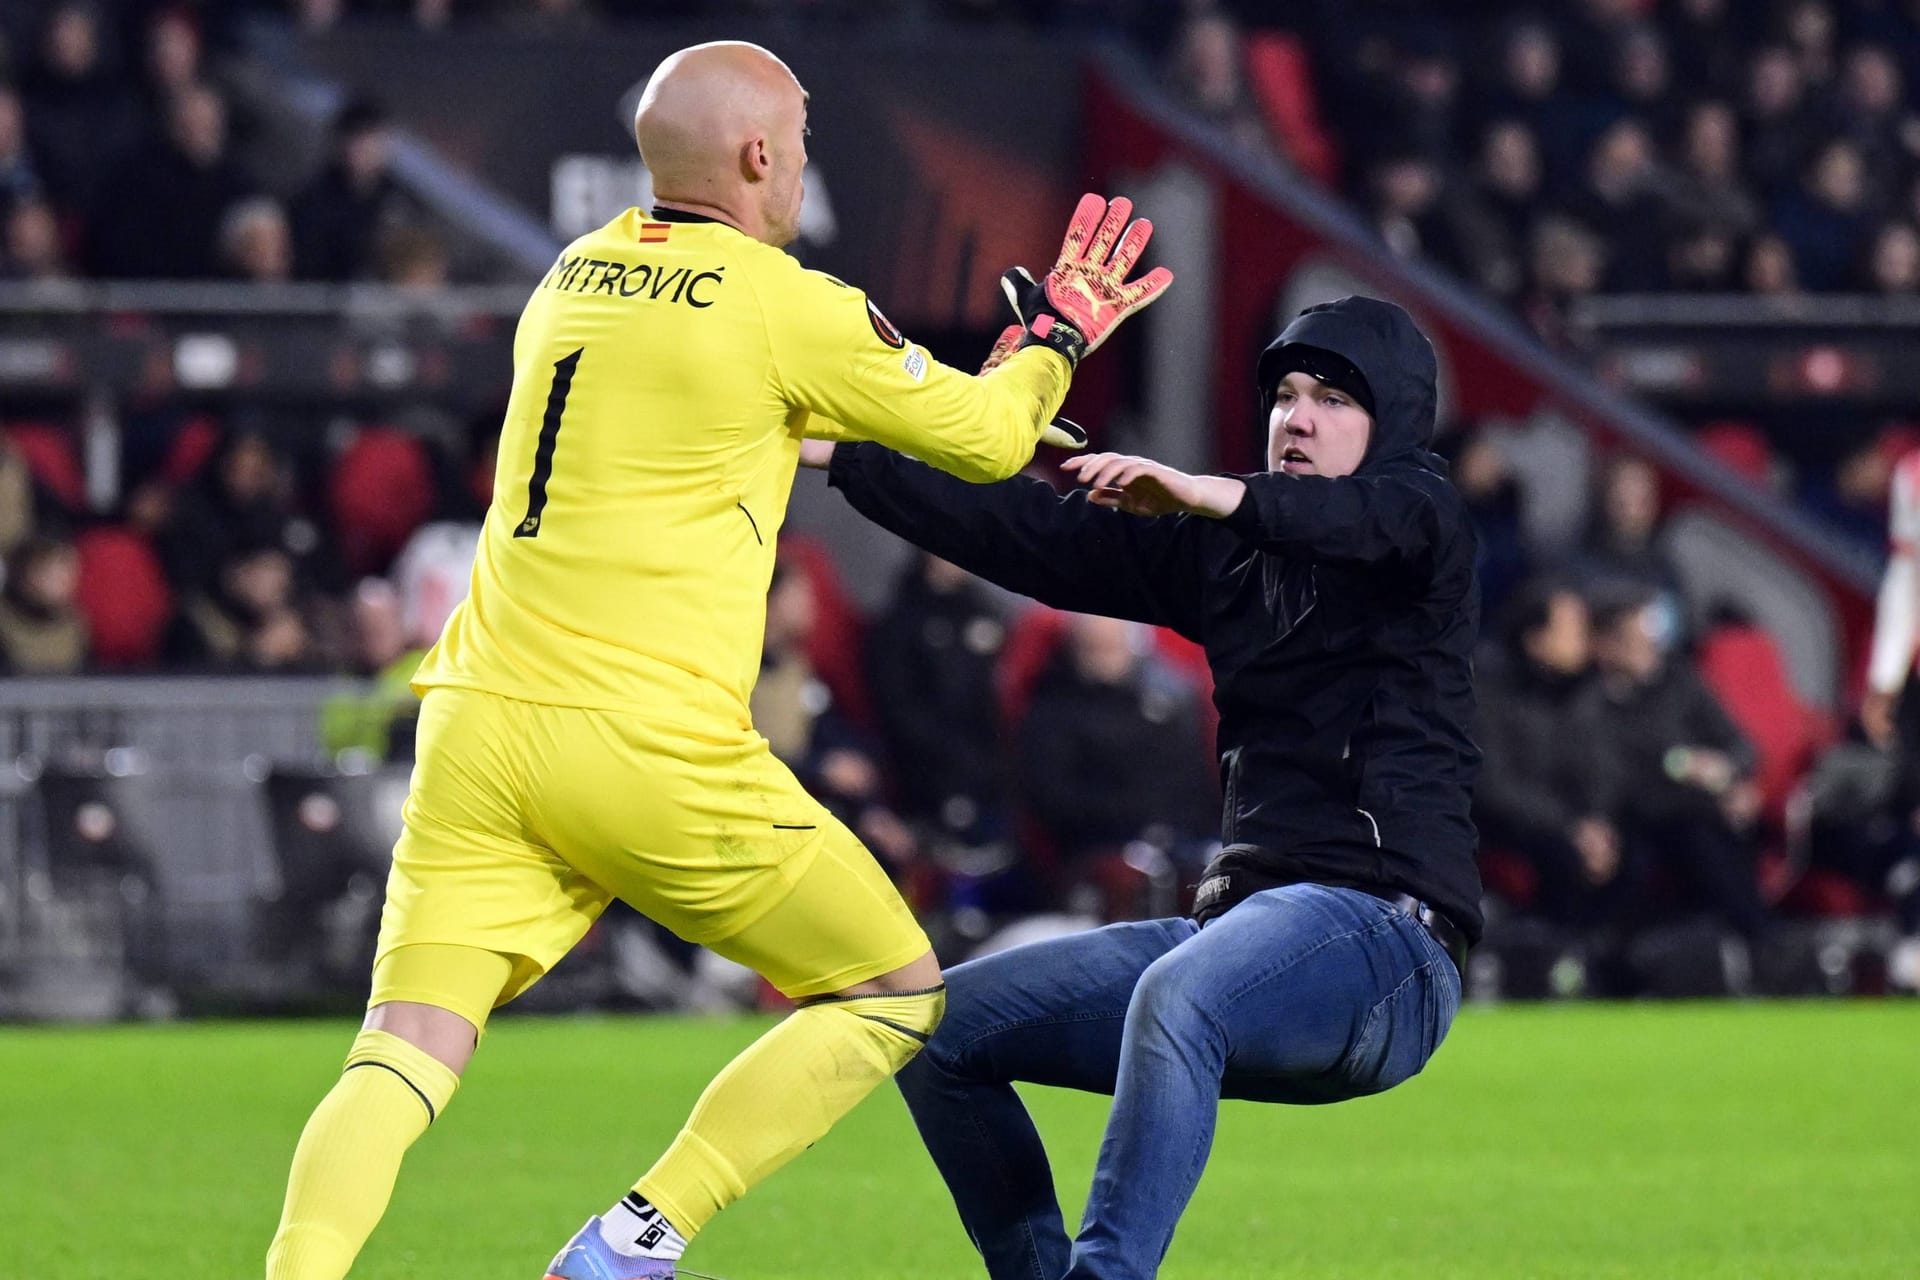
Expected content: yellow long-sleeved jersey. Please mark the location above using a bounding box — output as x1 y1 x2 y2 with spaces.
413 208 1071 729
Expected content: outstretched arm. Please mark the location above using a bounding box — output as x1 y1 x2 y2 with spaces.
812 441 1208 640
1054 453 1454 571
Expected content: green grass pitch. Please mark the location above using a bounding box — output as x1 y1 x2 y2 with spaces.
4 1002 1915 1278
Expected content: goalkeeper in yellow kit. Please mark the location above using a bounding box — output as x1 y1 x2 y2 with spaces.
264 39 1171 1280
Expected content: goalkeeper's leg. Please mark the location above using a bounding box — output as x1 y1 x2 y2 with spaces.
266 943 514 1280
553 828 943 1273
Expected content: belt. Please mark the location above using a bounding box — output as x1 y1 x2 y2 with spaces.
1359 888 1469 977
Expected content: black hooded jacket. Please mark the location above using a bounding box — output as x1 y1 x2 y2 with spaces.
826 295 1484 941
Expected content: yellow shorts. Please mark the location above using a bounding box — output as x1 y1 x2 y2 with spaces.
372 686 930 1015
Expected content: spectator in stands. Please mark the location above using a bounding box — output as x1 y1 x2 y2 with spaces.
161 427 320 598
378 222 450 291
1803 427 1902 549
1559 0 1641 95
1476 18 1592 191
1666 99 1760 241
0 534 88 675
752 556 918 875
1579 453 1688 626
1743 231 1803 296
1449 430 1530 616
1476 578 1627 930
865 550 1013 847
1563 117 1672 292
1016 613 1216 904
1664 223 1742 292
1364 150 1498 283
142 7 206 120
1742 45 1816 198
1166 10 1273 160
0 439 31 558
292 98 416 283
389 518 477 651
165 541 317 671
218 196 294 284
22 1 139 215
1 196 75 283
414 0 454 32
1577 587 1771 942
1602 24 1679 140
293 0 344 32
1863 220 1920 294
1832 43 1914 178
1519 214 1604 349
1469 118 1542 297
1377 30 1466 166
1664 0 1745 101
320 577 427 761
1772 138 1875 291
506 0 602 33
1779 0 1838 89
91 81 256 279
0 84 44 216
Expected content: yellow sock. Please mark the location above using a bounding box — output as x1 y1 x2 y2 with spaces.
265 1029 460 1280
634 986 944 1238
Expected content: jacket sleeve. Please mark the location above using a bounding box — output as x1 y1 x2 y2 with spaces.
828 443 1209 640
763 265 1070 483
1219 469 1452 571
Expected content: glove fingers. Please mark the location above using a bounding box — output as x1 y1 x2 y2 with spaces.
1057 192 1107 266
1083 196 1133 267
1107 218 1154 278
1118 265 1176 311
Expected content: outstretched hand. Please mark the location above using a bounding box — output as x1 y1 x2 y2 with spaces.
999 193 1175 369
1060 453 1246 519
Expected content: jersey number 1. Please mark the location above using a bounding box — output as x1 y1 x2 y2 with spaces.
514 347 583 539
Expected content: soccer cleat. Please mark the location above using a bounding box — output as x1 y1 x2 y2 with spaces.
544 1216 676 1280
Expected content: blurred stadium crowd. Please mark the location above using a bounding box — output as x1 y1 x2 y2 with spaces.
3 0 1920 1002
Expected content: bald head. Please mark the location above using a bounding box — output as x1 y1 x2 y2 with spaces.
634 41 810 246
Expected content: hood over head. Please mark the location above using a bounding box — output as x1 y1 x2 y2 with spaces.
1256 295 1442 475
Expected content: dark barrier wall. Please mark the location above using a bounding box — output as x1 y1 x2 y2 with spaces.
296 24 1086 330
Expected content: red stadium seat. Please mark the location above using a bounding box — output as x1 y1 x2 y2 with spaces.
1777 866 1875 917
159 414 222 486
1477 845 1539 908
329 426 435 577
1695 420 1774 488
4 422 88 512
1697 623 1835 827
1245 33 1341 187
73 526 173 668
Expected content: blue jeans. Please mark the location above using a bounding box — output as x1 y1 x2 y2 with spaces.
895 884 1461 1280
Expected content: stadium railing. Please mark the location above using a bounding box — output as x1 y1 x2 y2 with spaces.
0 677 363 1019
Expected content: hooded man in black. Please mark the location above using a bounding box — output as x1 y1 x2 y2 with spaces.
802 294 1479 1280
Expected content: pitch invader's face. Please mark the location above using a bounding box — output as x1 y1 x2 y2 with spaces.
1267 370 1372 478
764 85 809 249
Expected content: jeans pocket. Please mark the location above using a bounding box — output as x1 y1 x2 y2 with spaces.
1343 951 1455 1094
